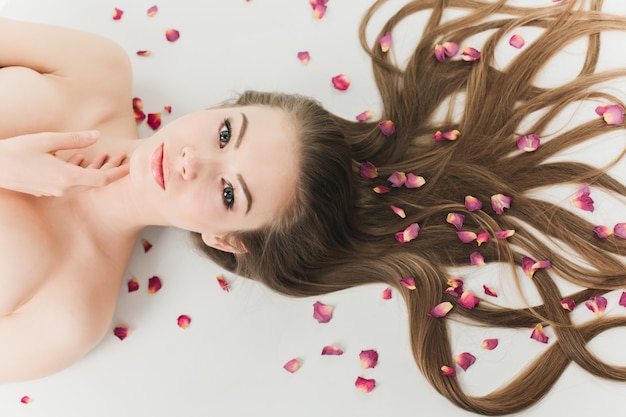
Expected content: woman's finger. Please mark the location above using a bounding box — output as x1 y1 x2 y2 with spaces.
86 153 109 169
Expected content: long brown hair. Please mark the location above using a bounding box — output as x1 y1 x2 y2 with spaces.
196 0 626 414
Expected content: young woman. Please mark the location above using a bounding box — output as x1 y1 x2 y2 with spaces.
2 0 626 415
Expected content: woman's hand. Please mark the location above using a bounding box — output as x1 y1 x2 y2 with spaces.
0 130 129 197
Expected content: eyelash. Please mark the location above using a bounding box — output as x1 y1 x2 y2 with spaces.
219 119 235 209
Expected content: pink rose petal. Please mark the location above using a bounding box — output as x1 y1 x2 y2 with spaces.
517 134 540 152
602 104 624 125
455 352 476 371
356 110 374 122
595 104 610 117
216 275 230 292
165 29 180 42
297 51 310 65
379 120 395 136
585 295 607 317
491 194 511 215
112 8 124 20
530 323 549 344
283 358 301 373
400 277 416 290
441 365 456 377
481 339 498 350
614 223 626 239
465 195 482 211
378 32 392 53
177 314 191 329
20 396 31 404
359 349 379 369
445 278 464 297
359 161 378 179
148 276 162 294
395 223 420 244
561 298 576 311
381 287 392 300
461 46 481 61
495 229 515 239
136 50 152 57
593 225 613 238
312 4 327 20
446 213 465 230
331 74 351 91
483 285 497 297
127 277 139 293
509 34 525 49
428 302 454 318
442 130 460 140
373 185 390 194
459 291 480 309
457 231 477 243
571 183 594 212
470 251 485 266
313 301 334 323
147 5 158 16
355 376 376 393
388 171 407 187
521 256 551 278
433 131 444 141
391 205 406 218
434 42 459 62
476 231 490 246
321 345 344 356
405 173 425 188
619 292 626 307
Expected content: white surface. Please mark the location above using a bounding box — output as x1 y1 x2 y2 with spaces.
0 1 625 416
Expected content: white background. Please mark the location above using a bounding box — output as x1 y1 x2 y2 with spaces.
1 0 626 416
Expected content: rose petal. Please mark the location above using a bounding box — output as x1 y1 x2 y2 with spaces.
331 74 351 91
433 131 444 141
509 34 525 49
446 213 465 230
163 105 172 114
297 51 310 65
112 8 124 20
457 231 477 243
381 287 392 300
313 301 334 323
148 276 162 294
428 301 454 317
461 46 481 61
395 223 420 243
619 292 626 307
481 338 498 350
614 223 626 239
359 161 378 179
434 42 459 62
20 395 31 404
593 225 613 238
355 376 376 393
491 194 511 215
483 285 497 297
516 134 540 152
359 349 379 369
571 183 594 212
141 238 153 252
373 185 390 194
445 278 464 297
530 323 549 344
388 171 407 187
521 256 551 277
356 110 374 122
595 104 610 117
400 277 416 290
165 29 180 42
459 291 480 309
133 97 146 121
470 251 486 266
585 295 607 317
441 365 456 377
283 358 301 373
177 314 191 329
455 352 476 371
312 4 327 20
321 345 344 355
476 231 490 246
379 120 395 136
136 50 152 56
147 5 158 16
442 129 460 140
391 205 406 218
561 298 576 311
216 275 230 292
378 32 392 52
113 326 130 341
405 173 426 188
127 277 139 293
147 112 162 130
465 195 482 211
495 229 515 239
602 104 624 125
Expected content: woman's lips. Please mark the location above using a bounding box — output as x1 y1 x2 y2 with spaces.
151 143 165 190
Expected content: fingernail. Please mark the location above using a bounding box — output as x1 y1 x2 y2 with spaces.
82 131 100 142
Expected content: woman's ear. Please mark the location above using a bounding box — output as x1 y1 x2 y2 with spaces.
201 234 247 254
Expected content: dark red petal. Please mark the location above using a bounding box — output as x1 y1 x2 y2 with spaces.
127 277 139 293
147 112 162 130
113 326 130 341
141 238 152 252
148 276 162 294
216 275 230 292
177 314 191 329
112 8 124 20
455 352 476 371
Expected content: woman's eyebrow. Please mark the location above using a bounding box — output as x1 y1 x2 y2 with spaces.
237 173 252 214
234 112 248 150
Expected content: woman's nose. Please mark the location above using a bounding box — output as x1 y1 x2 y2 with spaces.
180 146 215 181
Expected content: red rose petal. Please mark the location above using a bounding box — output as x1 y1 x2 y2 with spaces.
216 275 230 292
459 291 480 309
584 295 607 317
445 278 464 297
530 323 549 344
148 276 162 294
136 50 152 57
561 298 576 311
428 301 453 318
283 358 301 373
390 205 406 218
356 110 374 122
359 349 379 369
141 238 152 252
483 285 497 297
163 105 172 114
433 131 444 141
133 97 146 121
127 277 139 293
461 46 481 61
395 223 420 244
297 51 310 65
379 120 396 136
112 8 124 20
400 277 416 290
441 365 456 377
355 376 376 393
177 314 191 329
509 34 525 49
359 161 378 179
571 183 594 212
313 301 334 323
113 326 130 341
381 287 392 300
331 74 351 91
465 195 482 211
446 213 465 230
481 338 498 350
491 194 511 215
613 223 626 239
378 32 392 52
619 292 626 307
455 352 476 371
516 133 540 152
165 29 180 42
147 112 162 130
373 185 390 194
20 396 31 404
321 345 344 355
388 171 407 187
593 225 613 238
147 5 158 17
470 251 486 266
405 173 425 188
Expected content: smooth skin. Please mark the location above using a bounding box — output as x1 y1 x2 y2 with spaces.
0 17 298 383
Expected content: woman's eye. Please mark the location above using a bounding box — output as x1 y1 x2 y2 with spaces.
219 119 231 148
223 183 235 209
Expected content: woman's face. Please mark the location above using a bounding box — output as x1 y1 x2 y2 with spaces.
130 105 298 252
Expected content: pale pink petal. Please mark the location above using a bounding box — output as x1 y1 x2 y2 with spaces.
165 29 180 42
216 275 230 292
313 301 334 323
356 110 374 122
614 223 626 239
177 314 191 329
521 256 551 277
391 205 406 218
481 339 498 350
321 345 344 355
405 173 426 188
561 298 576 311
459 291 480 309
585 295 607 317
530 323 549 344
465 195 482 211
446 213 465 230
312 4 327 20
595 104 610 117
593 225 613 238
331 74 351 91
470 251 485 266
461 46 481 61
571 183 594 212
434 45 446 62
148 276 162 294
516 134 540 152
381 287 392 300
428 302 454 318
491 194 511 215
441 365 456 377
457 231 477 243
395 223 420 244
400 277 416 290
388 171 407 187
355 376 376 393
297 51 310 65
147 5 158 16
509 34 525 49
283 358 301 373
442 130 461 140
359 349 379 369
495 229 515 239
359 161 378 179
483 285 497 297
373 185 390 194
455 352 476 371
602 104 624 125
476 231 490 246
619 292 626 307
434 41 459 62
379 120 396 136
378 32 392 52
